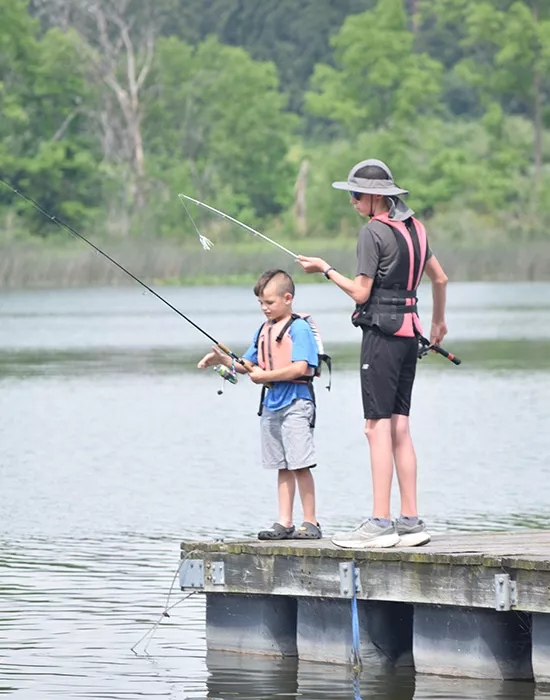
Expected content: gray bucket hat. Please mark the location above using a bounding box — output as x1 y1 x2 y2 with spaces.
332 158 408 197
332 158 414 221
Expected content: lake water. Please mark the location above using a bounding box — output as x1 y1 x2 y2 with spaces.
1 282 550 699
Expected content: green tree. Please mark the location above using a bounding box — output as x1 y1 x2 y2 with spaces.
157 0 377 114
143 36 298 233
426 0 550 188
305 0 444 133
0 3 102 236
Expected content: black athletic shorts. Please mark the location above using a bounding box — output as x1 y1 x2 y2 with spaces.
360 328 418 420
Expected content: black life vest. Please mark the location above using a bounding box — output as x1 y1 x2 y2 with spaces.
352 213 428 338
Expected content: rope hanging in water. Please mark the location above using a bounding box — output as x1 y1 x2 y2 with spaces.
131 550 200 655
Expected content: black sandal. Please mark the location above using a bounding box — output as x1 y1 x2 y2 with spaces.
258 522 295 540
292 522 322 539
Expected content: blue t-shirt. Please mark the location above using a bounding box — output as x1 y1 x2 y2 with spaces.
242 318 319 412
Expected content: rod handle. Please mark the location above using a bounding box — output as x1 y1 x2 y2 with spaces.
432 344 461 365
216 343 233 357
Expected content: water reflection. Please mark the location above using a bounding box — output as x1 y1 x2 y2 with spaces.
205 652 416 700
204 652 541 700
413 674 536 699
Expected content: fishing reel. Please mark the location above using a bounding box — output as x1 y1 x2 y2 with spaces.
213 364 238 395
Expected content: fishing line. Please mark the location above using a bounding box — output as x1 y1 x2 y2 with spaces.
131 591 197 656
178 195 213 251
179 193 299 259
131 550 200 656
0 178 243 364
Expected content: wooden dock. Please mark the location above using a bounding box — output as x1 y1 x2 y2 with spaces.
180 530 550 683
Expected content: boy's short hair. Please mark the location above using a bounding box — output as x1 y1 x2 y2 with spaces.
254 269 295 298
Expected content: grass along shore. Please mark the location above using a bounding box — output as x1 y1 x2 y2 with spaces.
0 238 549 288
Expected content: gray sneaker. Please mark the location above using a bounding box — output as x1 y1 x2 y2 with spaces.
396 517 431 547
331 518 400 549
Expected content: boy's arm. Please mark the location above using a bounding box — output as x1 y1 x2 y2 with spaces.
249 360 309 384
197 346 255 374
424 255 448 345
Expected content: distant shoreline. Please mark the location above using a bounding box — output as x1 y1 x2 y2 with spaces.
0 239 549 288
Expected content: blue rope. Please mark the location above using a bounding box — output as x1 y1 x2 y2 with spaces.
350 561 362 672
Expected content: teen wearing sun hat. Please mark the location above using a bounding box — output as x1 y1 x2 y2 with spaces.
298 159 449 549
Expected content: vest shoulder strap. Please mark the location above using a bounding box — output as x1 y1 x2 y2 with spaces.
276 313 301 342
254 321 267 349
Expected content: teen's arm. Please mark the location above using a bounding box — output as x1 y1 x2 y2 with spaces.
424 256 448 345
297 255 373 304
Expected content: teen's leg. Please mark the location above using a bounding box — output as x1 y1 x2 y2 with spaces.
392 338 419 517
365 418 394 518
294 467 316 524
391 414 418 516
277 469 295 528
360 330 402 519
330 331 402 548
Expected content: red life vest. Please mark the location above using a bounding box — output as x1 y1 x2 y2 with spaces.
352 213 428 338
257 314 315 382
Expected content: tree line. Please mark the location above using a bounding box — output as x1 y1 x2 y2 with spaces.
1 0 549 246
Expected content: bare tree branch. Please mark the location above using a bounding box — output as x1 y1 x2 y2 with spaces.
51 108 82 141
34 0 164 217
136 34 155 92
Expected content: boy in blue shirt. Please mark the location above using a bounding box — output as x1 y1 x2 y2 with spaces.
197 269 322 540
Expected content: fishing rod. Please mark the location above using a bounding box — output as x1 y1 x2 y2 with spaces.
0 178 245 381
179 193 299 259
418 334 461 365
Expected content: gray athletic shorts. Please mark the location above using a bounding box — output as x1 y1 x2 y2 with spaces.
260 398 316 470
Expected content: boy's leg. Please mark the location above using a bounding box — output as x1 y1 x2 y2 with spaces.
277 469 296 528
294 467 316 524
280 398 317 520
259 406 296 538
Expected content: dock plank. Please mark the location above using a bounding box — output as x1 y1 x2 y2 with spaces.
181 530 550 612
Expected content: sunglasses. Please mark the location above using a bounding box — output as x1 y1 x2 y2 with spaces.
350 191 364 200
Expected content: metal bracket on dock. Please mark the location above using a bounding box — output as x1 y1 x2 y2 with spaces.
339 562 362 597
180 559 204 589
494 573 517 611
211 561 225 585
180 559 225 589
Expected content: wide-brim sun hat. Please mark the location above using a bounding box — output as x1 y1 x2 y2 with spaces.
332 158 408 197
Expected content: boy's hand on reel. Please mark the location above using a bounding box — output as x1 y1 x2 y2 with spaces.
197 346 226 369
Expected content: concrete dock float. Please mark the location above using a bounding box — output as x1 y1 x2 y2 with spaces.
180 530 550 683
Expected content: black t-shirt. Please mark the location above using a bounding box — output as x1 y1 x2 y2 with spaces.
356 220 433 282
